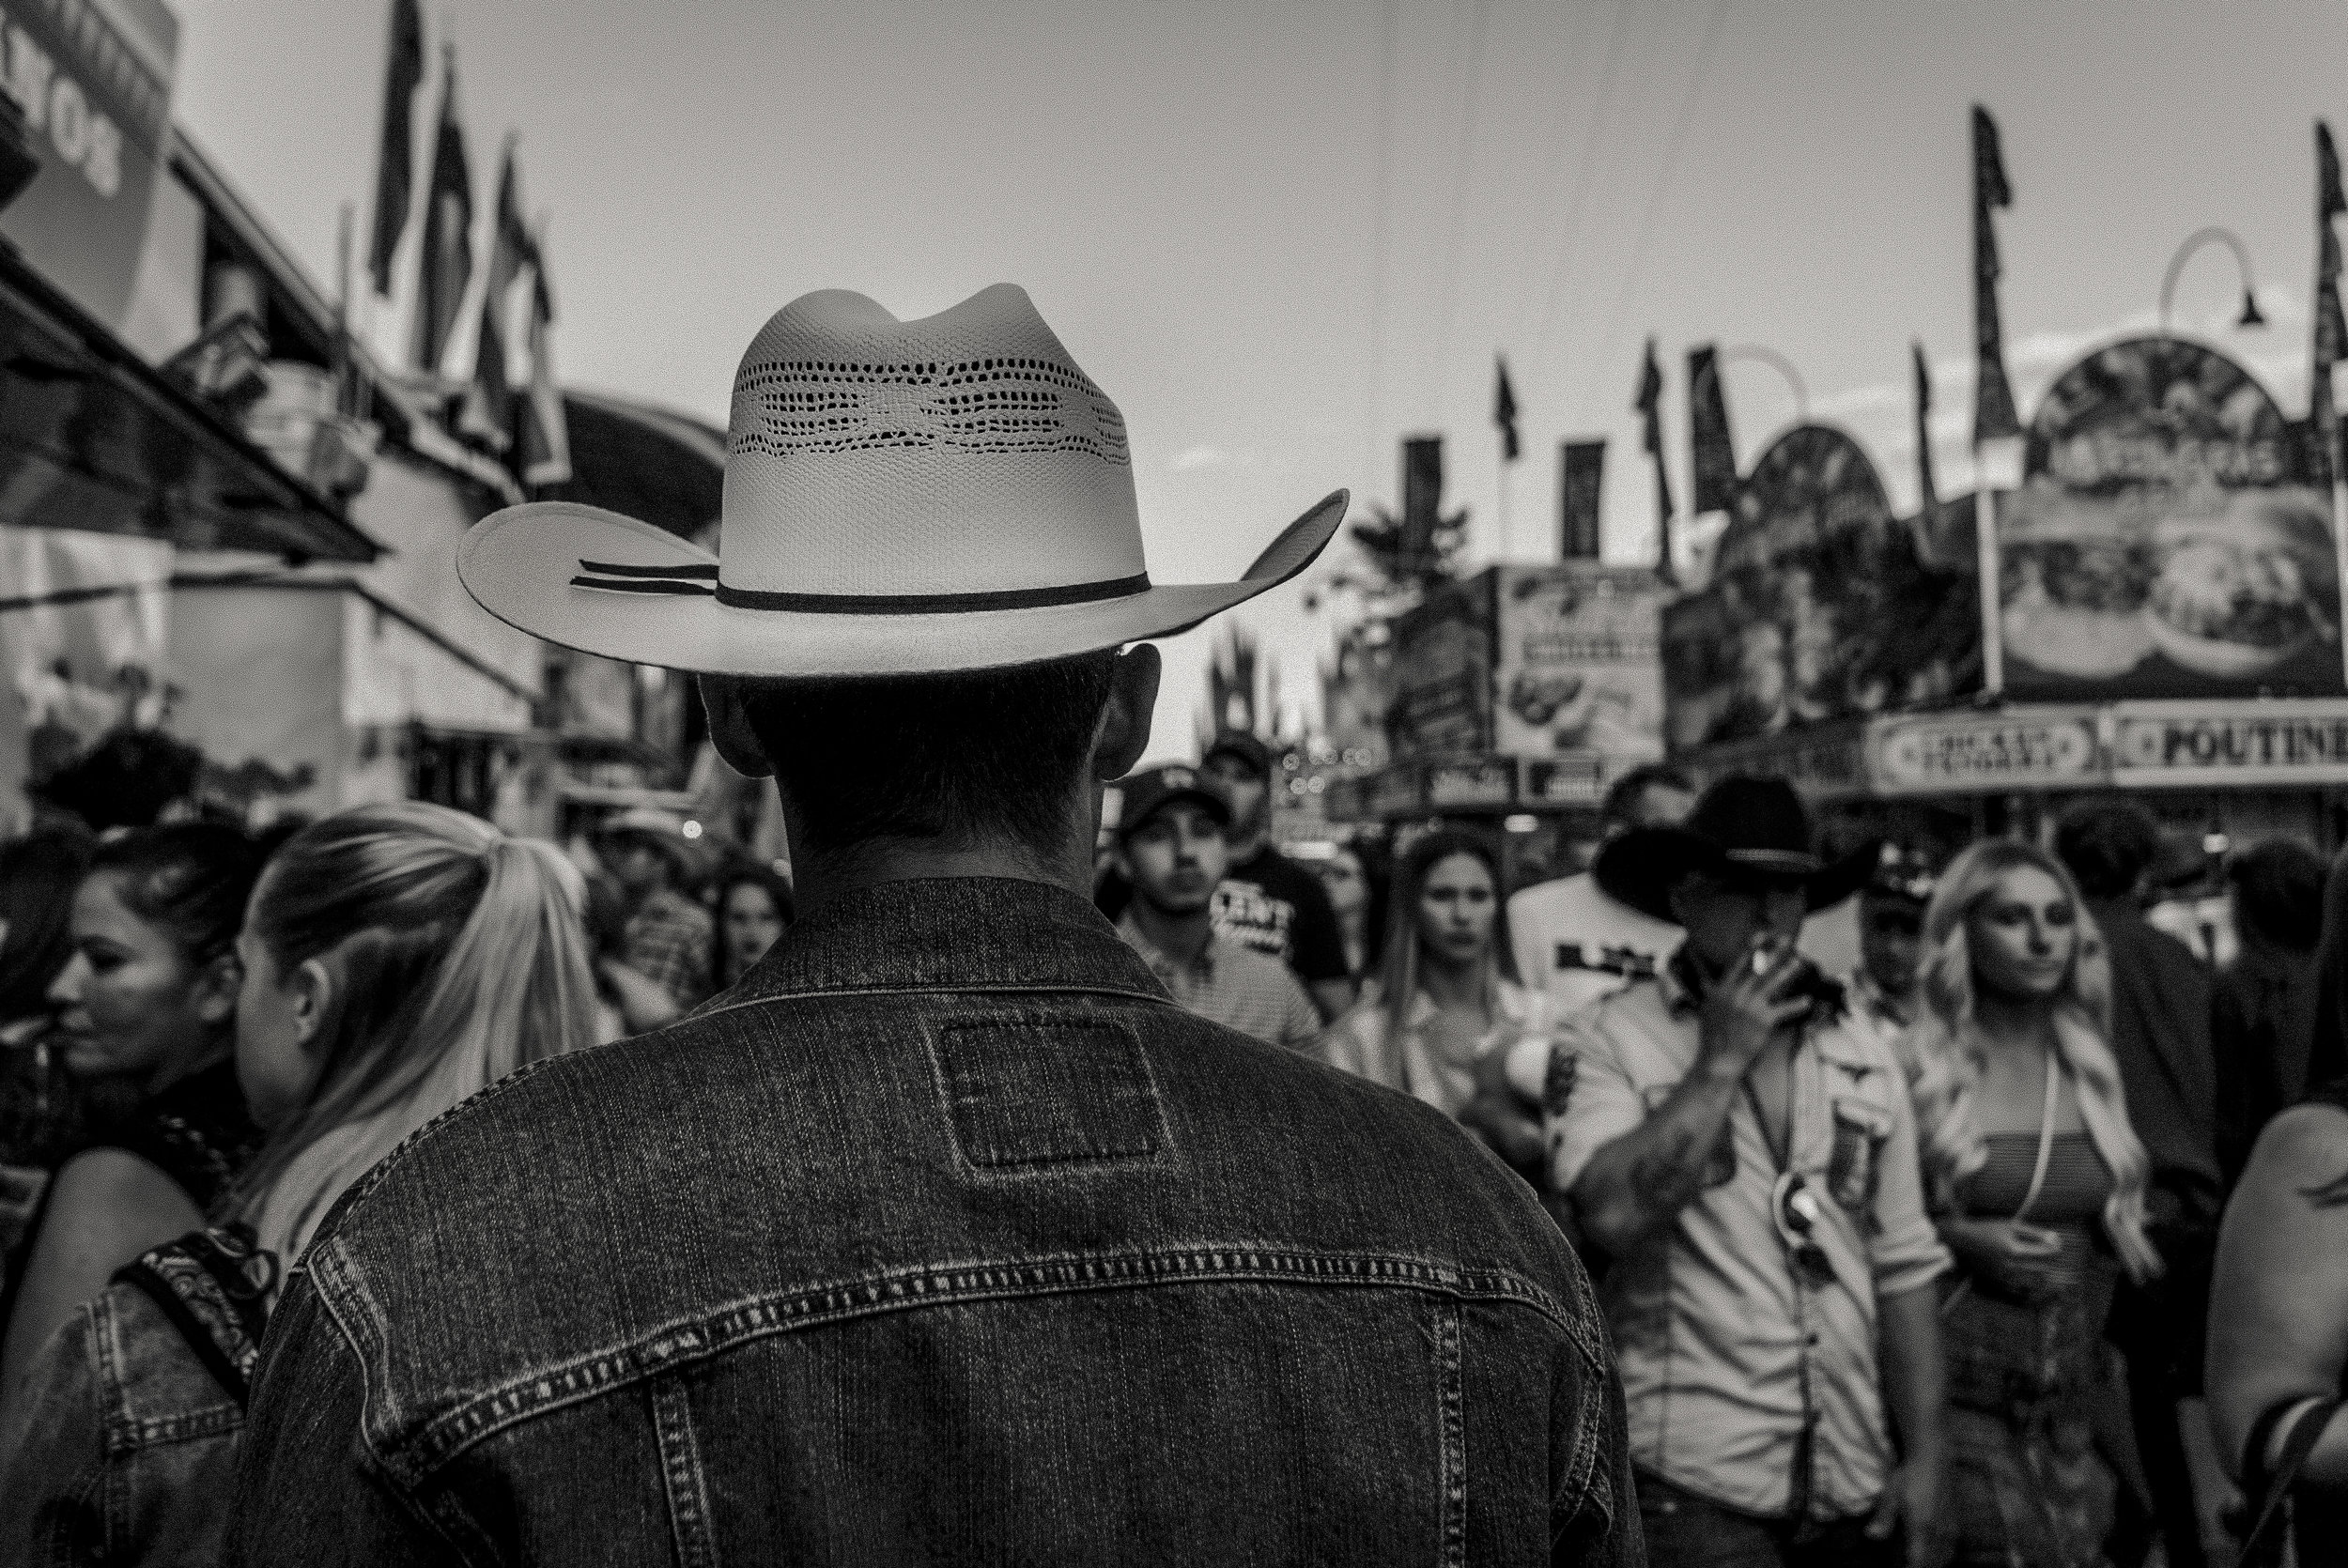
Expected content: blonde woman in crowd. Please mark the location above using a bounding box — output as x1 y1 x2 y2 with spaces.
1 803 596 1565
1901 838 2161 1568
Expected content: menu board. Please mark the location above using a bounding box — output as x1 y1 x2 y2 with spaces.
1387 564 1664 770
1999 336 2343 699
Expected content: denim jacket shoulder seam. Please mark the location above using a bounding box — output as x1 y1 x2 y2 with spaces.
365 1245 1583 1485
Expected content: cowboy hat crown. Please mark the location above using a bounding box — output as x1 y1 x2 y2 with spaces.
456 284 1346 678
1594 775 1872 924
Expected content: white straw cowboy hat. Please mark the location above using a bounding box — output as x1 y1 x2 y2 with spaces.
457 284 1348 677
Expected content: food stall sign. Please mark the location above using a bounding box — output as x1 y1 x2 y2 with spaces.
1423 756 1515 809
1521 753 1606 807
2109 700 2348 786
1367 762 1423 819
1868 709 2102 795
0 0 178 342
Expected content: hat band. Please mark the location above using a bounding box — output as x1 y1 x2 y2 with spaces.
571 560 1152 614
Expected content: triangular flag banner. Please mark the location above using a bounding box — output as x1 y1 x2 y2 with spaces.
1493 357 1521 462
411 44 473 375
2313 121 2347 486
1686 343 1737 515
1970 104 2022 450
1912 339 1938 512
367 0 423 298
517 223 571 488
1635 338 1676 582
461 139 527 450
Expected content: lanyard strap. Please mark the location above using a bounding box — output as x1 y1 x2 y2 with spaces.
2014 1044 2061 1224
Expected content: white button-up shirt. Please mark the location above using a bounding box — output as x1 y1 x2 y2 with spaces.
1550 961 1948 1520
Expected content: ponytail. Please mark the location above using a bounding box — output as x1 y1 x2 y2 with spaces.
232 803 596 1265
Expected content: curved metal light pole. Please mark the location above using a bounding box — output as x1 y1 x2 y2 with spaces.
1722 344 1811 423
2158 226 2266 334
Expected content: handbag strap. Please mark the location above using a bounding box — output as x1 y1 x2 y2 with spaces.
2239 1395 2340 1557
2012 1045 2061 1225
111 1224 277 1410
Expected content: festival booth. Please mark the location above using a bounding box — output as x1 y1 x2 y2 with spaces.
1661 337 2348 860
1323 560 1671 884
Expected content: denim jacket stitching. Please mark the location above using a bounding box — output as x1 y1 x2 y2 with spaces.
1549 1351 1616 1545
341 1244 1583 1486
1430 1299 1467 1568
651 1376 718 1568
922 1014 1182 1179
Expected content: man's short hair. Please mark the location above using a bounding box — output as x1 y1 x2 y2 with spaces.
1601 763 1695 830
736 650 1120 860
2053 798 2161 899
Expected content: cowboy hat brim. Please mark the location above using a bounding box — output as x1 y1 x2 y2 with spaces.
1594 826 1869 926
456 491 1348 679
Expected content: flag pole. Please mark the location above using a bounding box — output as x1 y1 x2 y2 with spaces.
2333 474 2348 689
1975 483 2003 696
1497 434 1510 563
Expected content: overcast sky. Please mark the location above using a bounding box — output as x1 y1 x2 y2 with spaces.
173 0 2348 758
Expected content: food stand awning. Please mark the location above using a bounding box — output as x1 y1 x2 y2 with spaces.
0 238 379 564
544 389 724 540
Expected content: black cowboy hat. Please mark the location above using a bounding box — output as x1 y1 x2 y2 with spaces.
1593 775 1876 924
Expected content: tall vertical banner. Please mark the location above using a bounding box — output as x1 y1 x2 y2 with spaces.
1635 339 1675 584
1687 344 1738 516
1971 104 2023 695
1559 439 1605 561
1399 435 1444 572
1912 340 1939 514
0 0 179 338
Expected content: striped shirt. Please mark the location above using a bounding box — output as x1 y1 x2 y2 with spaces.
1550 961 1949 1521
1116 914 1321 1050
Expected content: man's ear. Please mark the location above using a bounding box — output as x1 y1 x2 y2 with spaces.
699 675 774 779
1092 645 1161 782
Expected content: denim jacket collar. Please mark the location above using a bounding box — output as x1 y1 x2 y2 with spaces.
733 876 1173 1006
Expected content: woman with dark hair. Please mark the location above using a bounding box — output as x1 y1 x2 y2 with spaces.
2213 839 2328 1186
0 830 99 1172
3 802 597 1562
1320 829 1549 1176
0 824 266 1449
711 862 794 992
2208 848 2348 1563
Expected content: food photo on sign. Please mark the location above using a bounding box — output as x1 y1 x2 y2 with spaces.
1999 335 2343 698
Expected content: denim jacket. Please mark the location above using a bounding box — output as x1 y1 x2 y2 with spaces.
3 1279 240 1566
224 878 1637 1565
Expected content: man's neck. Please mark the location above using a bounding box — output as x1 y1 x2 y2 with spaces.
1225 825 1268 865
1127 896 1213 967
790 835 1090 915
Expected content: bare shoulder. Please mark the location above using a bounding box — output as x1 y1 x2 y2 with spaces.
49 1146 199 1226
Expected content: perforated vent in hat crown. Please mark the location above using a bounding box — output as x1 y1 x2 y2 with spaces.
718 284 1146 600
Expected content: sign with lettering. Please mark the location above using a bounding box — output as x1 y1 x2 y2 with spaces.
1686 718 1872 801
1521 753 1605 807
1423 756 1514 809
2109 701 2348 785
1871 710 2102 794
2000 337 2343 700
0 0 178 338
1367 762 1422 819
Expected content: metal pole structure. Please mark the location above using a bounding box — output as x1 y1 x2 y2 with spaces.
1722 345 1811 423
2334 474 2348 691
1497 432 1511 563
1975 484 2003 695
2158 226 2266 335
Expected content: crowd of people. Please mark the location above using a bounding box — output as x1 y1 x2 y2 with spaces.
3 282 2348 1564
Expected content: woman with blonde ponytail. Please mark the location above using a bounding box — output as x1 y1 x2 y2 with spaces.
1901 836 2159 1567
2 803 595 1566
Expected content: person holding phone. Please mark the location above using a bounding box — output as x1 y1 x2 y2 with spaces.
1900 838 2164 1568
1552 776 1950 1568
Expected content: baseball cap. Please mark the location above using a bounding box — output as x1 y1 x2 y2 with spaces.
1114 763 1232 843
1201 732 1275 780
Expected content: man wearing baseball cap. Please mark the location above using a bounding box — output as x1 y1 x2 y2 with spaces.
229 284 1633 1563
1200 730 1356 1021
1111 763 1320 1049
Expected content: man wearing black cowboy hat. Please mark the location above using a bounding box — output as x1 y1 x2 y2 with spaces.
1549 776 1951 1568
